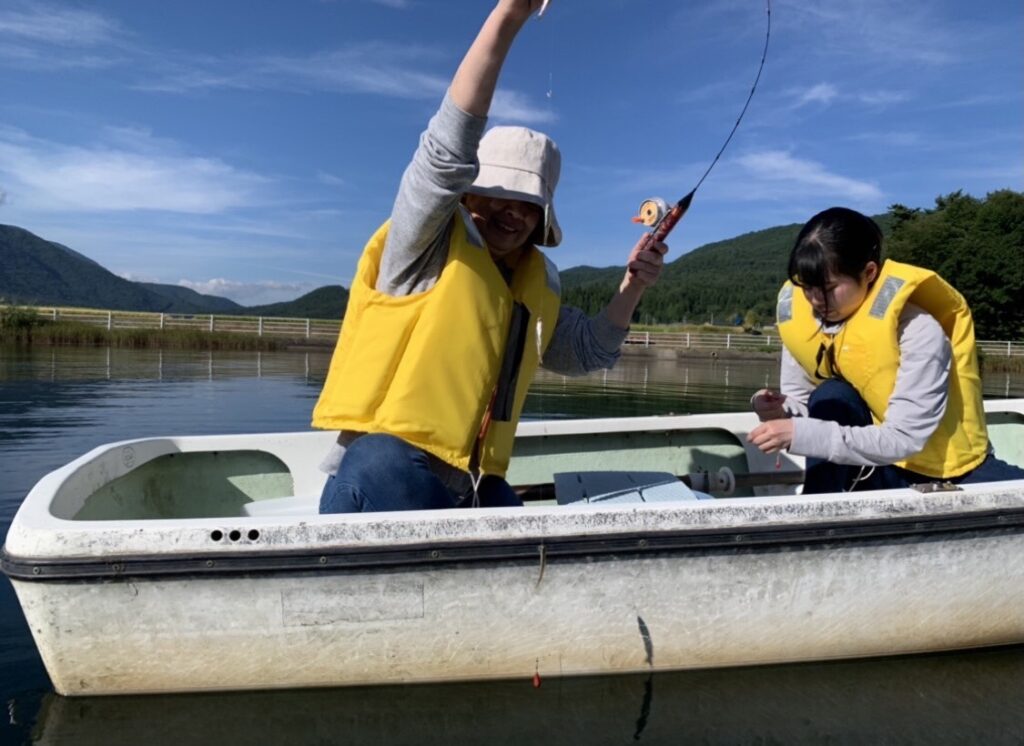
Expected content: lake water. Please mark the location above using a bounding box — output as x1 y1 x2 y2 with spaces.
2 347 1023 744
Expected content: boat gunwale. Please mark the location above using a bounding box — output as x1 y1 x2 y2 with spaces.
5 505 1024 582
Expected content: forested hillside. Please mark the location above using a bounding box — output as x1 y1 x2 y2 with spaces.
562 190 1022 340
887 190 1023 339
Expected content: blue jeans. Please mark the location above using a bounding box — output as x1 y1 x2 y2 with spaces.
319 433 523 513
802 379 1024 494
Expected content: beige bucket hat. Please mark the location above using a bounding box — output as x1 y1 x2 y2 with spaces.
467 126 562 247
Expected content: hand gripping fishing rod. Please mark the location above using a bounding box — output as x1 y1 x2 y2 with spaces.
632 0 772 245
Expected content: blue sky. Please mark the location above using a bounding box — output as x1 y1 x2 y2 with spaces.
0 0 1021 305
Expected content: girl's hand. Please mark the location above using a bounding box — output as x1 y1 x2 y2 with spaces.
751 388 787 421
747 419 794 453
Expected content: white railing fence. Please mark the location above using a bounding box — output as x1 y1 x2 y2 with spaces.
5 305 1023 356
624 331 779 352
19 306 341 340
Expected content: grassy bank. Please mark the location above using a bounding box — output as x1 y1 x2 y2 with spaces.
1 308 282 351
979 354 1024 374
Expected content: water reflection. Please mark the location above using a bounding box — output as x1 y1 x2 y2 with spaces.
528 358 780 419
26 647 1024 745
3 348 1022 409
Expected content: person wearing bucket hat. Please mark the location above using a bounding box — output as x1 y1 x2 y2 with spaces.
465 125 562 250
313 0 667 514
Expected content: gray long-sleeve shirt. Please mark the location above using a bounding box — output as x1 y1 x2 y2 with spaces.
377 92 628 375
783 303 953 467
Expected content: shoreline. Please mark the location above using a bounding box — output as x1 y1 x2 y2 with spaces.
3 320 1022 373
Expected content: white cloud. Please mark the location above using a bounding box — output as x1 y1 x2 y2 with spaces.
1 6 545 115
258 46 448 98
490 90 557 125
133 46 551 119
0 2 126 70
317 171 346 187
774 0 960 66
0 41 118 70
177 278 318 306
0 126 267 214
0 2 122 46
735 150 884 202
788 84 906 111
794 83 838 107
118 271 161 283
139 44 449 99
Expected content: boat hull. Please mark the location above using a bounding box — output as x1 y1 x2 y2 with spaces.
9 504 1024 695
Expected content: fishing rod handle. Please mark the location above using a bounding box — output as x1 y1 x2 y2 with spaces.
651 205 684 242
648 190 694 245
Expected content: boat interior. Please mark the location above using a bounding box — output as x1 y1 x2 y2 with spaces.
45 403 1024 523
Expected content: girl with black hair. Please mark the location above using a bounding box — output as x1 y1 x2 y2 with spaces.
748 207 1024 493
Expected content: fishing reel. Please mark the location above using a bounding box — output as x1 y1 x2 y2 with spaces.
686 467 738 496
631 197 670 228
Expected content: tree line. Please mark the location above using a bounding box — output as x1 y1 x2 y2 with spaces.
886 190 1023 340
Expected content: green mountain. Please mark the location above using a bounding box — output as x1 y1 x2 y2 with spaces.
0 224 237 314
0 224 171 311
244 285 348 319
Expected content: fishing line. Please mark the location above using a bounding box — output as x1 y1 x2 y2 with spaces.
634 0 772 244
541 1 555 101
691 0 772 195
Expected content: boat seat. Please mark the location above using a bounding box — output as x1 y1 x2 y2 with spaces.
243 495 319 517
553 471 713 505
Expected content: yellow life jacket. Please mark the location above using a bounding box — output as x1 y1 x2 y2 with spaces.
776 259 988 478
312 211 561 477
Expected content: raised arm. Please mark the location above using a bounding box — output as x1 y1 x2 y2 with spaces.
378 1 545 296
450 1 544 117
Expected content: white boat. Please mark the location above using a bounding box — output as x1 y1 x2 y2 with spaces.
4 401 1024 696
